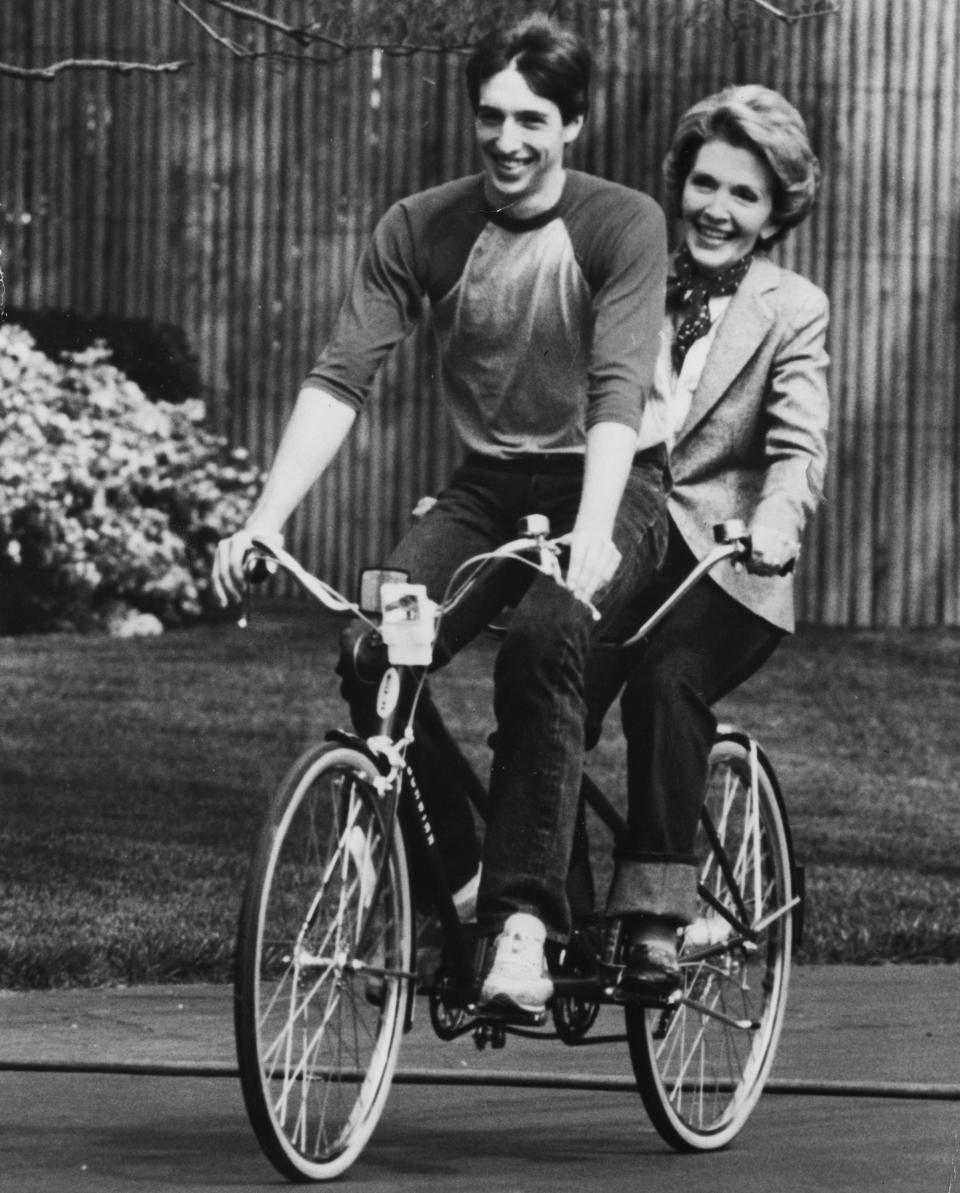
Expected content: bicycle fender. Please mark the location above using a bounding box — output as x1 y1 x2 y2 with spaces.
324 728 392 776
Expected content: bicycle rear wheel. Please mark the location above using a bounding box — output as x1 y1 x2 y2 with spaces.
235 742 413 1182
626 730 796 1151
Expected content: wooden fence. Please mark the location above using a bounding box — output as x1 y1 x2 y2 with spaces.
2 0 958 626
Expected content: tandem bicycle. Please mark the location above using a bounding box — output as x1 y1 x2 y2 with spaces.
231 517 803 1181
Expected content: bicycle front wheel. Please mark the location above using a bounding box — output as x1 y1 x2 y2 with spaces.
626 730 796 1151
235 742 413 1182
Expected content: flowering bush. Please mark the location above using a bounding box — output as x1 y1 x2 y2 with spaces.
0 323 262 633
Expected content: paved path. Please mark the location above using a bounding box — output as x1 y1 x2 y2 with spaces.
1 967 959 1191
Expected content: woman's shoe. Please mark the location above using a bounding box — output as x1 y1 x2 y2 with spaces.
620 934 682 998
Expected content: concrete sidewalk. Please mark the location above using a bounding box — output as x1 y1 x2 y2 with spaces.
1 966 958 1092
2 966 959 1193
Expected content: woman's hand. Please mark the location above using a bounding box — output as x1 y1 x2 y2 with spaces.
745 524 798 576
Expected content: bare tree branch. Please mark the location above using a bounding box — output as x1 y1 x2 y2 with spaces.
0 0 841 80
174 0 250 59
0 57 188 81
198 0 325 48
190 0 472 60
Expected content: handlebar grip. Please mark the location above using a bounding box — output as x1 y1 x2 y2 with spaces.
734 548 795 576
243 553 276 586
713 521 795 575
712 519 749 545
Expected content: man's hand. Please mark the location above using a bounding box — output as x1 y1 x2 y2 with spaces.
563 527 621 605
746 524 798 576
211 528 283 607
563 421 637 604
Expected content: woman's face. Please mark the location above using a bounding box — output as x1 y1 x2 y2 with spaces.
680 137 780 274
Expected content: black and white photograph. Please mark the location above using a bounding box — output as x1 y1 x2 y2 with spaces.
1 2 958 1190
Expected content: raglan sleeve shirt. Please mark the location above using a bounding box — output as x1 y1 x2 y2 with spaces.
564 175 669 445
305 173 669 458
305 198 428 412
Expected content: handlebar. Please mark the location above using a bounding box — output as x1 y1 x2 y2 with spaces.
242 527 585 664
616 521 748 648
242 526 583 634
242 516 786 652
616 518 793 648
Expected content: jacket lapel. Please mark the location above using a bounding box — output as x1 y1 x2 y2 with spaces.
674 256 779 448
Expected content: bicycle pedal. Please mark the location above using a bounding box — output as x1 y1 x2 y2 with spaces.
610 982 681 1009
473 1020 508 1050
472 998 548 1028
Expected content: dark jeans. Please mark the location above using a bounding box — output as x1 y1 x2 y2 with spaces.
583 523 783 922
339 449 668 941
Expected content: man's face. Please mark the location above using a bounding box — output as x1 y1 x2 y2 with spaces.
475 66 582 218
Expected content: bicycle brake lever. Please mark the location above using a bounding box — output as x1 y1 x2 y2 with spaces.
538 541 601 620
579 594 602 621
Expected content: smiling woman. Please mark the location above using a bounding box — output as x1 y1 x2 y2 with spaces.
582 85 830 993
681 139 780 274
664 82 821 249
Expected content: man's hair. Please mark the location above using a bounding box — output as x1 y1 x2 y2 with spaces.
465 16 591 125
663 85 821 246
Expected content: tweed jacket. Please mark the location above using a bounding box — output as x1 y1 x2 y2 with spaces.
666 253 830 633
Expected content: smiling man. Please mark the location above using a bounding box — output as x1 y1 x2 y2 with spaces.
213 16 669 1020
472 52 583 216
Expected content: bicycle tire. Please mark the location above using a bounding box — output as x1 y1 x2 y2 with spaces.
235 742 413 1182
626 730 795 1151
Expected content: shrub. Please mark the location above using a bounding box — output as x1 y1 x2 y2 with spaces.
3 307 203 404
0 323 262 633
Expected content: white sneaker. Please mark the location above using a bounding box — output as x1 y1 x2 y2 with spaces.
478 912 553 1016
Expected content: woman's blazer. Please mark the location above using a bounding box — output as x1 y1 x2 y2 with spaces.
667 253 830 633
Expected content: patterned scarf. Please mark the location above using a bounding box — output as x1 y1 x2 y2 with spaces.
667 244 753 373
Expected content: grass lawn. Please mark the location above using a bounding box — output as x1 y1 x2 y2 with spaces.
2 599 959 988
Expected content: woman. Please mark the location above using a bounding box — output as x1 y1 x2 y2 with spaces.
586 84 830 993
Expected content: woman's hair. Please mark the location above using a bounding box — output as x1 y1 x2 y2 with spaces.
663 85 821 245
465 16 591 125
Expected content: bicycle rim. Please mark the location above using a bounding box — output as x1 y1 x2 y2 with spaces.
235 743 413 1181
627 732 794 1151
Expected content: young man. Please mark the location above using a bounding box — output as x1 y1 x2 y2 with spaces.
212 16 669 1018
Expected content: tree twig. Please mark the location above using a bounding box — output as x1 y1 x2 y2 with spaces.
0 57 187 81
